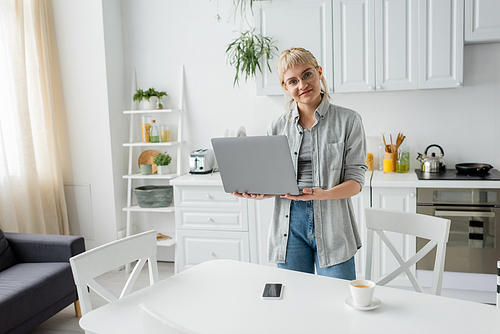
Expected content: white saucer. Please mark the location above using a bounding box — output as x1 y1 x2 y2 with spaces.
345 296 381 311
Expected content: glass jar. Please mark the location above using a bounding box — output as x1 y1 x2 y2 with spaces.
156 96 164 109
396 141 410 173
150 120 160 143
141 115 152 143
160 125 171 142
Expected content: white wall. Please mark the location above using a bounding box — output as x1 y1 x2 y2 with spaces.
49 0 500 248
122 0 500 170
51 0 118 249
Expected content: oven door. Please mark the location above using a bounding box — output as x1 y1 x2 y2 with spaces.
416 206 500 274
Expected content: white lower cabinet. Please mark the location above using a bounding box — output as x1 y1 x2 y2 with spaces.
173 179 252 272
176 230 250 271
370 185 417 287
351 183 371 279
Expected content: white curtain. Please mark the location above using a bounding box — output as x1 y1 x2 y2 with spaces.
0 0 69 234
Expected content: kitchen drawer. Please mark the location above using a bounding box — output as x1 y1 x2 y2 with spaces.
174 186 244 207
176 230 250 272
176 207 248 231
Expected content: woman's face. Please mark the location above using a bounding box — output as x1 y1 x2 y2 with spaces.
283 63 323 108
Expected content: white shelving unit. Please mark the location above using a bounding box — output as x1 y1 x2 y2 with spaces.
122 67 185 271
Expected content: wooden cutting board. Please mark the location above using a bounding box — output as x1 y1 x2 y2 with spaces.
138 150 159 174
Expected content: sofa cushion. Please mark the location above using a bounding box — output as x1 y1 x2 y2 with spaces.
0 229 16 272
0 262 77 334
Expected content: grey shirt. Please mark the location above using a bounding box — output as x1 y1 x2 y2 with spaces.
266 96 368 268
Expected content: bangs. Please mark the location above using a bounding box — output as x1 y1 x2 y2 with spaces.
277 49 317 83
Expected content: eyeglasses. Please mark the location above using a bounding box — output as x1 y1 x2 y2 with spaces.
283 67 318 89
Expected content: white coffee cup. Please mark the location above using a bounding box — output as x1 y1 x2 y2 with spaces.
349 279 376 307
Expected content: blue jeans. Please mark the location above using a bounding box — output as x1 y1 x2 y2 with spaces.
277 200 356 280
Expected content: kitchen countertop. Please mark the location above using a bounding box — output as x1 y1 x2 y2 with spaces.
371 170 500 188
171 170 500 189
170 172 223 186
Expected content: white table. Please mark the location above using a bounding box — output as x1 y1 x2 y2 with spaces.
80 259 500 334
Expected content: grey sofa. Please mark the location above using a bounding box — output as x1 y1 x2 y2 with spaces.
0 228 85 334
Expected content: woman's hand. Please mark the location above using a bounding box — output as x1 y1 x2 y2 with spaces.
280 187 324 201
280 181 362 201
231 192 271 200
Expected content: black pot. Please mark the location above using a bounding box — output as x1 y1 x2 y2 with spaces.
455 163 493 175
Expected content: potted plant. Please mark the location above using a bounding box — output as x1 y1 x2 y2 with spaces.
133 87 167 110
153 151 172 175
226 29 278 87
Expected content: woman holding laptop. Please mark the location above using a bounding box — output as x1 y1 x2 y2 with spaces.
233 47 367 279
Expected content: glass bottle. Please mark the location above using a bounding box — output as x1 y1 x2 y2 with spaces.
378 132 385 171
160 125 171 142
150 120 160 143
141 115 152 143
396 140 410 173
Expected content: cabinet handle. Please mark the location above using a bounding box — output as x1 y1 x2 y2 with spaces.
368 86 374 90
456 82 462 87
209 251 215 256
207 217 213 222
376 85 382 90
206 194 212 199
410 193 415 197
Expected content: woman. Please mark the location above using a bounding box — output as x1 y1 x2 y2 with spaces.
234 47 367 280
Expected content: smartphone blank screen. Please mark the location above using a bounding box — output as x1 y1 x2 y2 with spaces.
262 283 283 299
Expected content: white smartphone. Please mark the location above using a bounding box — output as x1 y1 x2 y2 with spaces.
262 283 283 300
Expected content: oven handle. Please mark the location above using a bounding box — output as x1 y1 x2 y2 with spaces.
434 210 495 218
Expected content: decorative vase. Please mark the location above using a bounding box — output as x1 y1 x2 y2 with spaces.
141 97 157 110
157 165 170 175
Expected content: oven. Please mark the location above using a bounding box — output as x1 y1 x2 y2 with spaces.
416 188 500 274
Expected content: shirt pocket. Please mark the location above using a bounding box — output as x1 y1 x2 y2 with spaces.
326 142 345 170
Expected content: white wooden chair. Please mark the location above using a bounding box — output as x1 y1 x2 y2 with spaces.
365 208 451 296
497 260 499 308
70 230 159 315
140 303 198 334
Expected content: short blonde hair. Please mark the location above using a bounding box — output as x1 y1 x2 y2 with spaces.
277 47 329 110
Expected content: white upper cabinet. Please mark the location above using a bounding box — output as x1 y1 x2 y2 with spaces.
255 0 333 95
464 0 500 43
333 0 418 92
418 0 464 89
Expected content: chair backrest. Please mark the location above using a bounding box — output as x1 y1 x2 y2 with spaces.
70 230 159 315
140 303 197 334
365 208 451 296
497 260 499 308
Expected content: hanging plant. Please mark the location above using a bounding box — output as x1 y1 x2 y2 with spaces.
226 29 278 87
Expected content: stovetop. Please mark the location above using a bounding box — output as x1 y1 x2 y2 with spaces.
415 169 500 180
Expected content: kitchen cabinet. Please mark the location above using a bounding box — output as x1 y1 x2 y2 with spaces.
370 171 417 287
172 175 252 272
418 0 464 89
350 180 372 279
255 0 333 95
464 0 500 43
333 0 418 92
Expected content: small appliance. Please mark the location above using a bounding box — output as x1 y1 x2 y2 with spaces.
189 149 215 174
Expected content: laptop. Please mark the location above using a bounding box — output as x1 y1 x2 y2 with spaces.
211 135 300 195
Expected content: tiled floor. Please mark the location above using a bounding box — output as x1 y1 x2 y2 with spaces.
28 262 175 334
